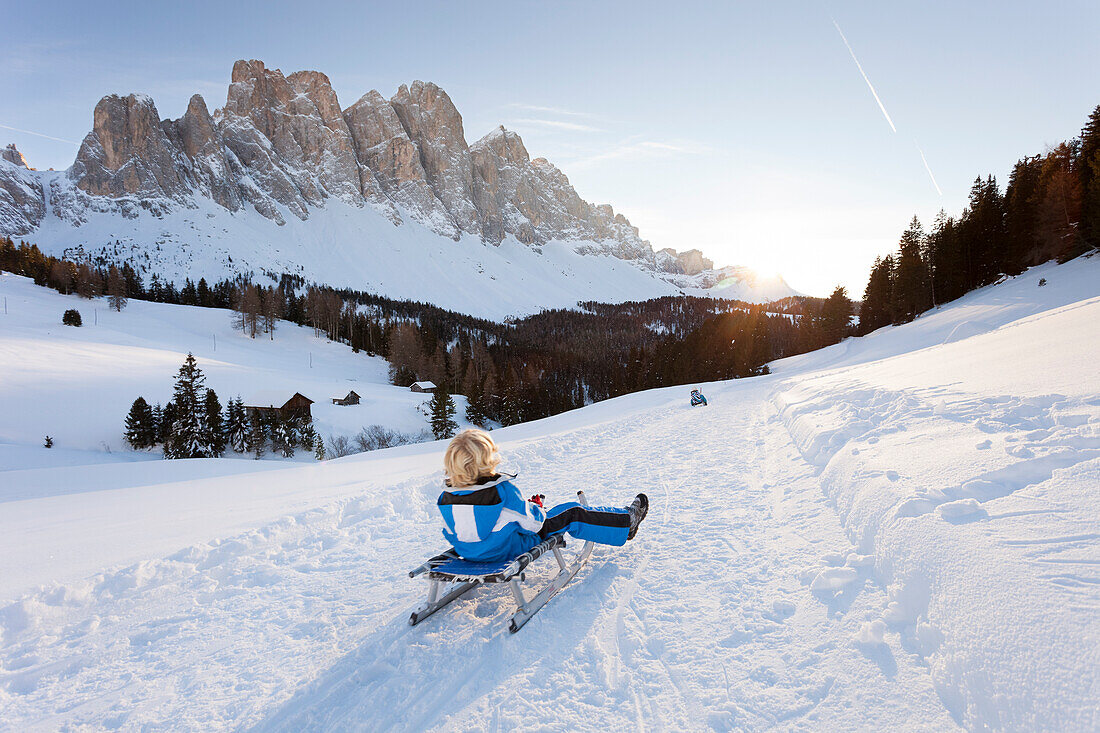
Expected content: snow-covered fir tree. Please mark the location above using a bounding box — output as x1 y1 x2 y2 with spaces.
248 412 267 459
272 416 294 458
165 353 215 459
299 422 322 461
226 398 249 453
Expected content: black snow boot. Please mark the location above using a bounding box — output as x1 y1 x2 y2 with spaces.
627 493 649 540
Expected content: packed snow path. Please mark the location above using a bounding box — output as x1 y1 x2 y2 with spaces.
1 258 1097 730
0 385 955 731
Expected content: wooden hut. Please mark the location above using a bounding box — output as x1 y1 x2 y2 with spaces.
243 391 314 421
409 381 437 393
332 390 361 406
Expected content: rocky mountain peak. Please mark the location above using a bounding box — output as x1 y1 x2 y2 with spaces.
390 79 481 237
69 93 189 201
0 59 733 284
472 126 530 167
660 247 713 276
2 144 30 168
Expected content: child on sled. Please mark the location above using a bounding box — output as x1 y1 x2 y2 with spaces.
437 429 648 562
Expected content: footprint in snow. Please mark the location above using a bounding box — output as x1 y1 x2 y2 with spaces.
767 599 796 621
937 498 987 524
810 567 859 593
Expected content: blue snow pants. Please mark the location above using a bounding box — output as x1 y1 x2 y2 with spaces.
539 502 631 546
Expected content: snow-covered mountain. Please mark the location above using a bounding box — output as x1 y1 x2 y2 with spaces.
0 62 797 318
1 257 1096 730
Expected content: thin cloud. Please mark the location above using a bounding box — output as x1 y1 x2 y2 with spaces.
0 123 79 145
831 18 897 133
637 141 686 152
507 118 605 133
506 103 595 118
563 138 707 170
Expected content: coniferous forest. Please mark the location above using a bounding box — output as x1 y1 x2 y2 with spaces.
1 239 850 427
860 104 1100 334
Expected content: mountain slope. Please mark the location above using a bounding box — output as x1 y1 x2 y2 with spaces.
0 271 475 473
0 257 1095 730
0 62 797 317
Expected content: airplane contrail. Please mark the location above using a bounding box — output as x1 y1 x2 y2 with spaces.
0 123 79 145
915 142 943 196
831 18 897 133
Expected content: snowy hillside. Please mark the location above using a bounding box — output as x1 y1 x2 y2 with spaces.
0 272 471 471
0 257 1096 730
19 186 793 321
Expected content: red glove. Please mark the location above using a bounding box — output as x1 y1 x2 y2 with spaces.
528 494 545 508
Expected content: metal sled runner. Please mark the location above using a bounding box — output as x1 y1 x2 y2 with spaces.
408 491 595 633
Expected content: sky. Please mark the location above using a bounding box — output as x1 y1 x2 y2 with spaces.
3 0 1098 297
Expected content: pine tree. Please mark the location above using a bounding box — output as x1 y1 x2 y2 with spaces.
164 353 214 459
796 300 822 352
158 401 177 446
151 403 164 445
1035 143 1085 263
124 396 155 449
75 263 101 299
959 176 1007 288
107 265 127 312
248 411 267 459
226 397 249 453
818 286 853 345
387 322 421 386
859 257 893 334
1080 104 1100 249
261 286 281 340
463 371 490 427
1004 156 1043 273
745 308 772 374
499 381 525 427
428 385 458 439
204 388 225 457
272 415 294 457
890 216 930 323
300 422 323 460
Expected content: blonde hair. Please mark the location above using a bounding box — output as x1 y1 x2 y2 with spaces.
444 429 501 488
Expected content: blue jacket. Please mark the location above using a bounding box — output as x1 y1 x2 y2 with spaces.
691 392 708 406
437 474 547 562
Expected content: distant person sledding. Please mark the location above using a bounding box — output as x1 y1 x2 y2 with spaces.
690 389 708 407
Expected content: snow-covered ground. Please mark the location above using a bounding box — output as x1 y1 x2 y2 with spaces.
0 257 1097 730
0 271 470 472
